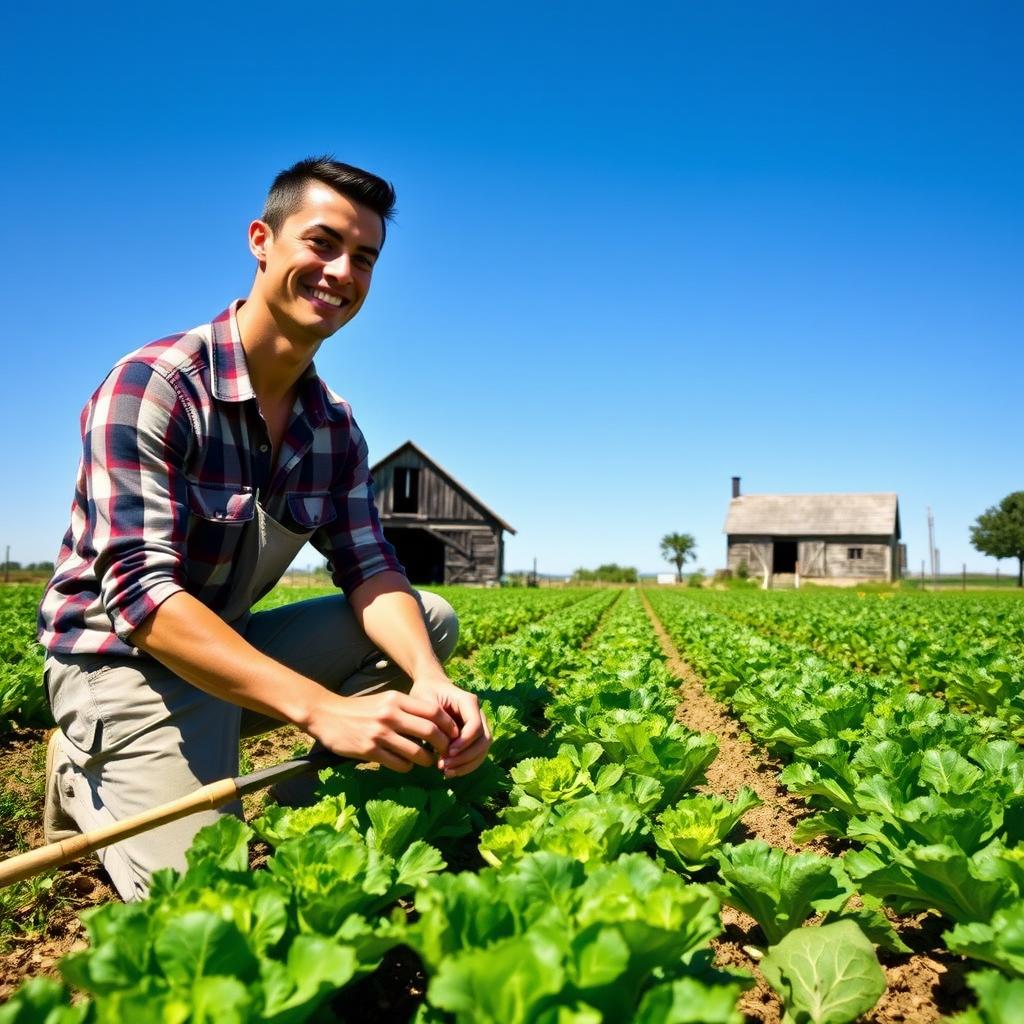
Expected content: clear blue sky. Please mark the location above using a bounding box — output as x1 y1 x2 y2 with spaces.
1 2 1021 576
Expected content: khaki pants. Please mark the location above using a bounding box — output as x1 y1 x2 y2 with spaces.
44 589 458 902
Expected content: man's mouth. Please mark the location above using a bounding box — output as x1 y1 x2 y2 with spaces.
306 286 348 308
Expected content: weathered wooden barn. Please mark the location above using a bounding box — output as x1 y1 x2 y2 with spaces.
370 441 515 585
724 478 903 585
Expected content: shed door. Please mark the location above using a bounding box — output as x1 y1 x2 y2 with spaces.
799 541 826 577
747 542 772 579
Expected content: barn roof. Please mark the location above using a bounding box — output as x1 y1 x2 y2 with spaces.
371 440 516 535
724 492 900 538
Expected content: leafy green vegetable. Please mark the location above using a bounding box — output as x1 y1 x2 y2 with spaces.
944 970 1024 1023
634 977 746 1023
510 743 623 807
0 977 89 1024
711 841 853 945
760 921 886 1024
426 928 571 1024
480 793 649 867
251 793 358 846
944 900 1024 976
652 787 761 872
844 841 1018 923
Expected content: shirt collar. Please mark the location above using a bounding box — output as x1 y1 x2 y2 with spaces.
209 300 330 427
209 300 256 403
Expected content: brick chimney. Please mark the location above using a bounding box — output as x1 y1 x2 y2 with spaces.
732 476 741 499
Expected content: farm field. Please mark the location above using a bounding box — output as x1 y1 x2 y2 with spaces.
1 584 1023 1021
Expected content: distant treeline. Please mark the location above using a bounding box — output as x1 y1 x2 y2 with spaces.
571 563 638 583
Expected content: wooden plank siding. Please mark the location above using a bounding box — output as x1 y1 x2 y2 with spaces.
728 536 895 581
443 528 501 584
727 538 772 578
371 441 514 585
373 459 488 523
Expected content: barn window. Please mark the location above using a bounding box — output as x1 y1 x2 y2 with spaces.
394 467 419 513
848 547 863 560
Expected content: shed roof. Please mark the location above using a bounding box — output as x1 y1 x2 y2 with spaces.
724 492 900 538
371 440 516 535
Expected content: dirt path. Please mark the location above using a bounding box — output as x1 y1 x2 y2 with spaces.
639 592 966 1024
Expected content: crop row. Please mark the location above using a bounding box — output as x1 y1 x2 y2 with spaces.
14 589 1015 1019
431 586 594 657
646 588 1024 1021
3 587 919 1023
0 589 847 1024
696 588 1024 729
0 585 598 735
0 586 46 732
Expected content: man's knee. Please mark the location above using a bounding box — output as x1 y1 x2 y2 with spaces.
417 591 459 663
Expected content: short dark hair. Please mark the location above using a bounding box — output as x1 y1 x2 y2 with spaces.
262 156 397 243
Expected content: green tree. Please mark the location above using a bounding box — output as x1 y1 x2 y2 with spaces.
659 532 697 583
970 492 1024 587
572 563 638 584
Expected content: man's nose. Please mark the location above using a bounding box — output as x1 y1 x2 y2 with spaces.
324 252 353 281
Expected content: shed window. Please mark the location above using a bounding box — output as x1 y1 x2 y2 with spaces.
847 547 863 560
393 467 419 513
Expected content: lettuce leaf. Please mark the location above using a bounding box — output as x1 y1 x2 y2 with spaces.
653 787 761 872
760 921 885 1024
943 969 1024 1023
944 900 1024 976
711 841 853 945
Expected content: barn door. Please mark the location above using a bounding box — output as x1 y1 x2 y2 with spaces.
799 541 826 577
748 542 772 588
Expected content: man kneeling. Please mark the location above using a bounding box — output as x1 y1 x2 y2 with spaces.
37 157 491 901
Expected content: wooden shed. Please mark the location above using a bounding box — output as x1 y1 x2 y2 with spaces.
724 478 903 586
370 441 516 585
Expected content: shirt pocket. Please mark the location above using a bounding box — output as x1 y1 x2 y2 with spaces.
186 481 255 524
286 492 337 531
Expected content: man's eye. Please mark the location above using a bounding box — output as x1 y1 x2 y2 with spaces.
355 255 375 269
310 237 330 250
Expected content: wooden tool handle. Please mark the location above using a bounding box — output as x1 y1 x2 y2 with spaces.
0 777 239 888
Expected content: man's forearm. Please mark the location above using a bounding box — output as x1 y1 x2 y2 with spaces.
129 590 327 730
348 571 445 679
127 576 473 776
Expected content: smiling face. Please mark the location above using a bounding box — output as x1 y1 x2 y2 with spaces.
247 182 383 346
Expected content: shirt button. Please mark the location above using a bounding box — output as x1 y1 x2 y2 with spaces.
259 444 269 453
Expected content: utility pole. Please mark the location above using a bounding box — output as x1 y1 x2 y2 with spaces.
927 507 936 580
3 546 8 584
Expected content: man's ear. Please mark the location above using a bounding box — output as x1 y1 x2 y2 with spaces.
248 219 273 270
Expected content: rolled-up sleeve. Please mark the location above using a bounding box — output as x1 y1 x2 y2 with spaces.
87 361 192 639
314 424 405 595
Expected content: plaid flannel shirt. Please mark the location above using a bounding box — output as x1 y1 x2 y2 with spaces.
38 301 404 656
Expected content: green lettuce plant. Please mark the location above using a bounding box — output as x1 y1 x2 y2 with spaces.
944 970 1024 1023
944 900 1024 976
760 921 885 1024
711 841 854 945
652 787 761 872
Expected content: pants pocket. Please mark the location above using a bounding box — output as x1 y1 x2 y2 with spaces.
46 656 106 755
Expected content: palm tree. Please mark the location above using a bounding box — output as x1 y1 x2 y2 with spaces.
660 532 697 583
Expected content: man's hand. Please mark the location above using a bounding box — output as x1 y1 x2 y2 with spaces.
410 669 492 778
306 689 460 774
349 574 492 778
